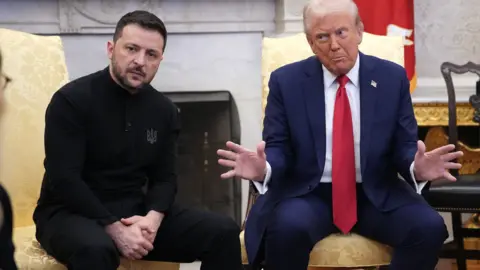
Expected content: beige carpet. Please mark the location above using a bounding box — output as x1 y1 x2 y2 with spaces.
180 262 201 270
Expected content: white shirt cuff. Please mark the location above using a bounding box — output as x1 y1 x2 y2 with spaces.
253 162 271 194
410 161 427 194
254 162 426 195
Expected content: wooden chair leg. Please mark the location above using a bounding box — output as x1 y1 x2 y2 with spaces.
452 212 467 270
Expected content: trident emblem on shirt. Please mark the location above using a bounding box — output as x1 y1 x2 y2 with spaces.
146 128 157 144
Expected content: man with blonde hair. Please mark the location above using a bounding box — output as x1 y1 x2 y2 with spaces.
217 0 461 269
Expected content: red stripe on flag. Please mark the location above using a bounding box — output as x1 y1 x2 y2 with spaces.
355 0 416 91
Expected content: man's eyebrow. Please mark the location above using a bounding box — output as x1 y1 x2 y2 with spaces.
124 42 139 46
335 27 348 32
146 48 161 54
124 43 161 53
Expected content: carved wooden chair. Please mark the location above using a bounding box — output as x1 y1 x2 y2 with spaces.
0 27 180 270
423 61 480 270
238 32 407 270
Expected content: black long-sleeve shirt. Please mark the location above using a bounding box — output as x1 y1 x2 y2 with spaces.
34 67 180 226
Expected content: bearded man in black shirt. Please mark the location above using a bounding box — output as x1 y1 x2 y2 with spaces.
33 10 242 270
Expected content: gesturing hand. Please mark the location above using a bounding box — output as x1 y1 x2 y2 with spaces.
413 140 464 182
105 221 153 260
217 141 267 182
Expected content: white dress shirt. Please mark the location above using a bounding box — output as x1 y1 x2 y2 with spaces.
254 55 427 195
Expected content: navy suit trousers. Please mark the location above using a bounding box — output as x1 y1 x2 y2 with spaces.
263 183 448 270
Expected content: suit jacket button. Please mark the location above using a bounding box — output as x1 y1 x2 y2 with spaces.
308 185 312 190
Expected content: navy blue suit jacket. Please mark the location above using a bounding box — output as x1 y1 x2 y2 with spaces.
244 53 428 265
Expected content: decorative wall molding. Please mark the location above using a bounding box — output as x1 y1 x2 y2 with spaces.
414 0 480 78
58 0 276 34
274 0 307 33
58 0 159 33
0 0 275 34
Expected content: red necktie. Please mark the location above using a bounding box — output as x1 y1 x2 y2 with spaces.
332 75 357 234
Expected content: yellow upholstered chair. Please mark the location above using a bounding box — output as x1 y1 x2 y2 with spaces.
0 28 179 270
239 32 405 269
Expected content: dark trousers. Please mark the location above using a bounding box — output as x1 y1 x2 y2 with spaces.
264 183 448 270
0 184 17 270
35 202 242 270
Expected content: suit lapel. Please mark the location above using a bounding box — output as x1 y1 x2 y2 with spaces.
359 53 378 174
302 57 326 171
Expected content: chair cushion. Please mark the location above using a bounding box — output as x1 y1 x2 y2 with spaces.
0 28 70 228
239 230 391 267
13 225 180 270
425 174 480 210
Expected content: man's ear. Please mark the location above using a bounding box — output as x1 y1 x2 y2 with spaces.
357 21 364 44
106 41 115 60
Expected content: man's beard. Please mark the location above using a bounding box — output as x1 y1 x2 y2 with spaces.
111 56 146 91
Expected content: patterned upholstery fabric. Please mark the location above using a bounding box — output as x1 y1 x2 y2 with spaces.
244 32 406 267
0 27 179 270
240 231 392 268
14 226 179 270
